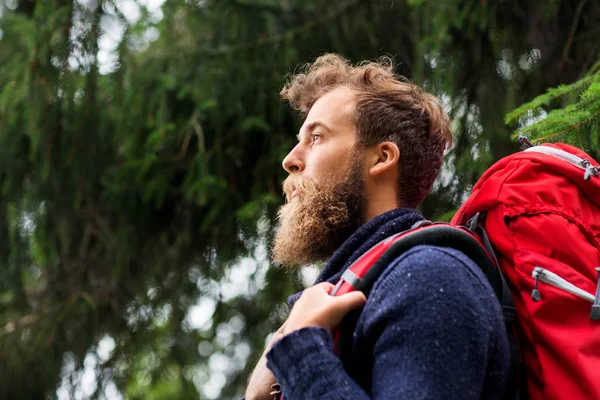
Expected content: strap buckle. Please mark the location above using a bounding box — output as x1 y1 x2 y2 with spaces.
467 212 486 232
330 269 362 296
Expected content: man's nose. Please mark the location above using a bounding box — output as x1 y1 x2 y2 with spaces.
282 144 305 174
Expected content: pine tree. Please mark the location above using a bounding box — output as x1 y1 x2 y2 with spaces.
506 63 600 155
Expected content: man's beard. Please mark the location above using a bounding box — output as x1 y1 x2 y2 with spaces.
271 156 367 268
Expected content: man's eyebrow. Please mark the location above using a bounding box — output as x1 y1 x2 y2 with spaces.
296 121 332 142
306 121 331 132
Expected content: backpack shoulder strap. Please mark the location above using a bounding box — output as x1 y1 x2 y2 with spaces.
357 222 501 298
331 222 502 302
335 221 519 396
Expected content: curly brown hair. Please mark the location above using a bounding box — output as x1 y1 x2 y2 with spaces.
280 53 452 208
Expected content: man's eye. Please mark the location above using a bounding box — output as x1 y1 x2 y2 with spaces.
311 134 322 144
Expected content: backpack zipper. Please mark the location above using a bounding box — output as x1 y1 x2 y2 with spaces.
532 267 600 321
531 266 595 303
524 146 599 180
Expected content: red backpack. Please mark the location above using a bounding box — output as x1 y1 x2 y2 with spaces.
333 142 600 399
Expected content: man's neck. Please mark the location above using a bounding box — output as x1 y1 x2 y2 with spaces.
364 195 399 222
364 177 400 221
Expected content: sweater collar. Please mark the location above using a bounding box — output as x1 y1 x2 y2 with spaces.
287 208 424 307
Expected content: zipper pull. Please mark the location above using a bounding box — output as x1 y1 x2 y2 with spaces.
518 134 534 150
531 268 542 301
590 267 600 321
580 159 599 181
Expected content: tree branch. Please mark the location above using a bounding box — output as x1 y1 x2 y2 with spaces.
560 0 588 70
196 0 363 56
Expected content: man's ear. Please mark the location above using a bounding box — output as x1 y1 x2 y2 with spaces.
368 142 400 177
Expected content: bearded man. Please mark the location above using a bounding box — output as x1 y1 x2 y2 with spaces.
244 54 510 400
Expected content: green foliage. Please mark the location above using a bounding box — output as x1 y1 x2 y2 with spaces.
0 0 599 398
506 69 600 153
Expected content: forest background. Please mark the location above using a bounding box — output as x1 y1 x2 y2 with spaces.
0 0 599 399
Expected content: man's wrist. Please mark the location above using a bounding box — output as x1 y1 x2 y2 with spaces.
245 353 277 400
245 322 288 400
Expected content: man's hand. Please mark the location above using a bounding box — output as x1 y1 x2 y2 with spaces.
245 283 365 399
245 324 285 400
284 282 366 334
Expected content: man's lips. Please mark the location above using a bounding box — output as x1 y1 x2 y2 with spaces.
286 188 300 203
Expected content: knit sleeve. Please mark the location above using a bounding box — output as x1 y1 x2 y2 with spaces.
265 245 509 400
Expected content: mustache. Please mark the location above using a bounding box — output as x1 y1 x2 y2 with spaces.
282 175 318 202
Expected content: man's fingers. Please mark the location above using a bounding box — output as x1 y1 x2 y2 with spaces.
314 282 335 294
285 283 366 334
333 291 367 312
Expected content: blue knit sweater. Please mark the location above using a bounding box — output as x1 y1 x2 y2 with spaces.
265 208 510 399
